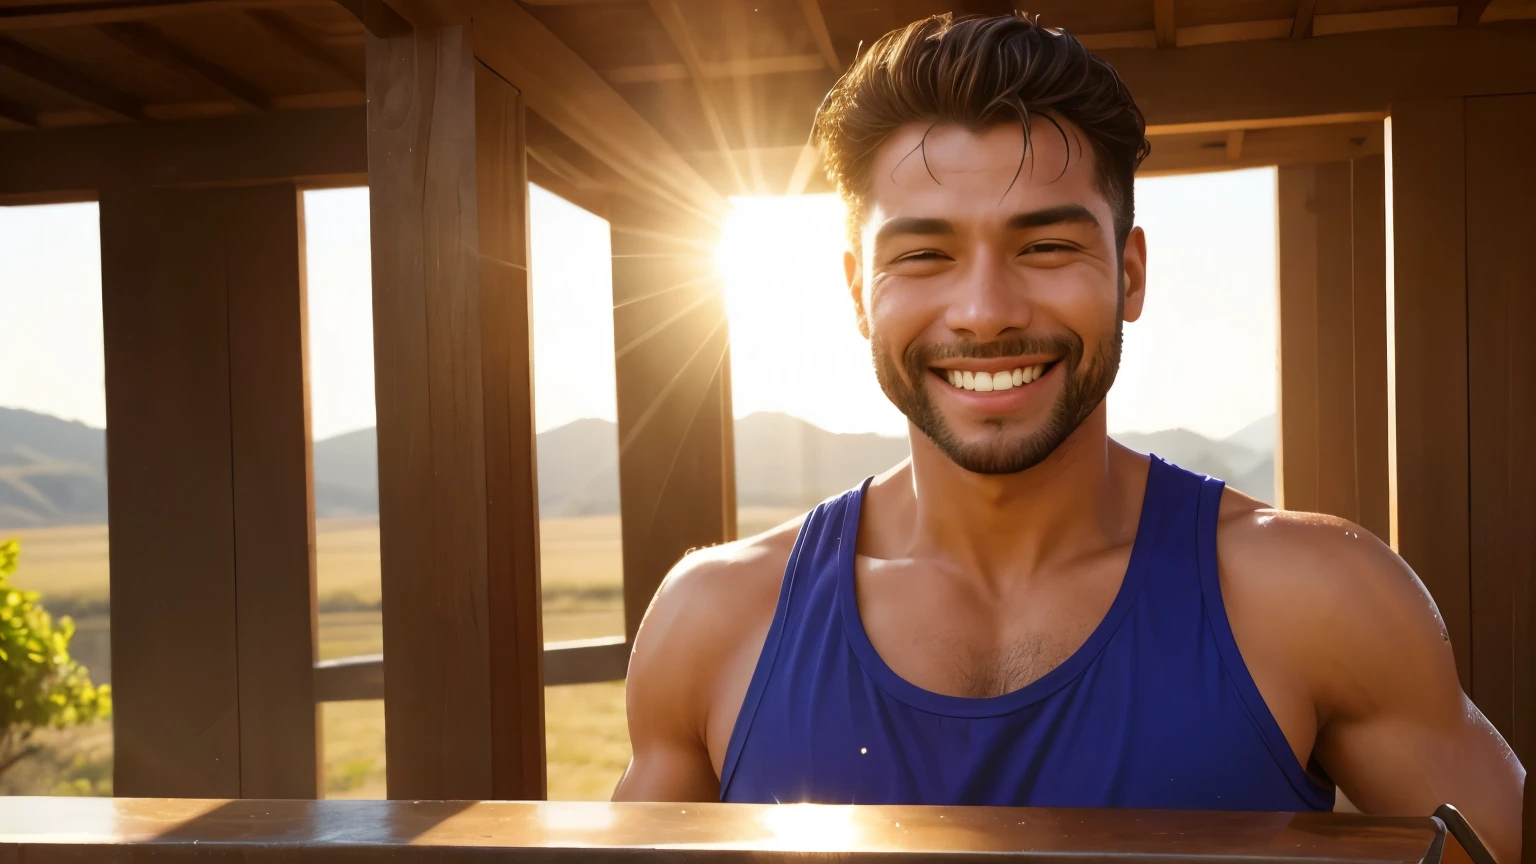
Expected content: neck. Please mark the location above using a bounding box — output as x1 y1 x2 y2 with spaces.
893 405 1138 579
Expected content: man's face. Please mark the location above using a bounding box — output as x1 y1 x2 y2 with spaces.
847 119 1147 475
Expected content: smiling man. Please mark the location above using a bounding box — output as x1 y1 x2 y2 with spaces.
612 12 1524 860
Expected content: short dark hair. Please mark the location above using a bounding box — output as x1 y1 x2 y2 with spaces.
812 13 1150 248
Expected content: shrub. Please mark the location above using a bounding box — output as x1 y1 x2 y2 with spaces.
0 538 112 781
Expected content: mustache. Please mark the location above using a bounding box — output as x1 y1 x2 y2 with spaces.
905 333 1084 368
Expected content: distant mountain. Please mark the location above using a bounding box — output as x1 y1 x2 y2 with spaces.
0 405 1278 527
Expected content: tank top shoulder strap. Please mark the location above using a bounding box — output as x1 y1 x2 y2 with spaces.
718 479 869 797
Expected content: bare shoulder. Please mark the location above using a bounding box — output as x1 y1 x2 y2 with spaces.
1212 489 1458 718
625 513 805 738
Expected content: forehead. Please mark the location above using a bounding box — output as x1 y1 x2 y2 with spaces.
862 118 1107 232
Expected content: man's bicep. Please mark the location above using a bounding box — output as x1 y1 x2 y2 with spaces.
1315 544 1524 862
610 557 723 802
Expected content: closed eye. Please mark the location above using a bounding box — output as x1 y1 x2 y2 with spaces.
895 250 950 262
1021 242 1077 255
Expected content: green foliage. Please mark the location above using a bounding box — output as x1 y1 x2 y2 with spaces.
0 538 111 780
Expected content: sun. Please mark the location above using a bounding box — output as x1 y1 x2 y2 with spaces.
714 195 909 437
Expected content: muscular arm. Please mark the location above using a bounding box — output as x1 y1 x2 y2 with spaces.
1309 532 1523 862
1224 508 1524 862
613 528 796 802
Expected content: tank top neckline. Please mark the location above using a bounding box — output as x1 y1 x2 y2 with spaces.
834 458 1168 719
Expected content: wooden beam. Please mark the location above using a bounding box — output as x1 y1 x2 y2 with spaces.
1350 154 1389 544
1153 0 1176 48
1312 6 1458 37
1224 128 1243 160
1292 0 1317 37
365 22 545 800
1466 92 1536 766
1458 0 1493 25
799 0 840 70
313 637 631 703
0 36 145 120
0 106 365 201
246 8 363 89
226 183 320 799
1098 22 1536 128
1176 18 1292 47
100 183 317 798
609 195 735 642
468 0 727 220
1137 121 1381 177
99 21 271 111
603 53 825 85
647 0 747 195
0 0 329 32
1146 111 1385 137
1277 161 1359 521
1385 98 1472 689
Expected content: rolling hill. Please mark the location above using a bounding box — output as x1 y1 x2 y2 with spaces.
0 406 1275 527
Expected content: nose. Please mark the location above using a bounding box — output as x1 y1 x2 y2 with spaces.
942 251 1031 342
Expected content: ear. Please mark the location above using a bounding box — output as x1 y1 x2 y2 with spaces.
1120 226 1147 324
844 249 870 339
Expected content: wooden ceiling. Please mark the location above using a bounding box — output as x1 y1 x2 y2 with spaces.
1 0 1533 201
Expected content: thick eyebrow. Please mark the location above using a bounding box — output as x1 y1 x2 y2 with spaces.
872 217 953 248
1005 204 1101 232
872 206 1100 249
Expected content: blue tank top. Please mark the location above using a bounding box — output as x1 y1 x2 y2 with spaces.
719 456 1334 811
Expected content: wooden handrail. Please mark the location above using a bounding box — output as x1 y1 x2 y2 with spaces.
313 636 629 701
0 798 1446 862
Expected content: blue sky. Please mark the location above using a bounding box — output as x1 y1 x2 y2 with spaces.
0 168 1276 441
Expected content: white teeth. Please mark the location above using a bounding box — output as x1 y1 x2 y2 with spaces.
962 371 975 390
1032 363 1045 381
1011 368 1024 387
974 371 993 392
948 370 960 387
941 364 1049 391
992 370 1013 390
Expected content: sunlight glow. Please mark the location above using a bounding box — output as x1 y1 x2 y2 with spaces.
758 803 863 851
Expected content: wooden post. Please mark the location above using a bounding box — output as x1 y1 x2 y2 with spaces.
1465 93 1536 766
1276 158 1387 539
1349 154 1389 543
609 196 736 641
365 15 545 801
1384 98 1472 689
100 184 317 798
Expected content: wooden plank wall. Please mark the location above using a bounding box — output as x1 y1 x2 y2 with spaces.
100 184 317 798
1384 99 1473 689
365 17 545 800
609 197 736 640
1389 94 1535 762
1276 157 1387 540
1465 93 1536 766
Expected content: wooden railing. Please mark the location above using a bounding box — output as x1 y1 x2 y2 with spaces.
0 798 1449 862
313 636 630 702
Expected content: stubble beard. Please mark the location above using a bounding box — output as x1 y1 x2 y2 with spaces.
872 316 1123 476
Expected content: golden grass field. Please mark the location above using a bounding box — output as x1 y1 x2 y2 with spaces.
1 507 800 800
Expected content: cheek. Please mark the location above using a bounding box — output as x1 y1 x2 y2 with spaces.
1029 268 1121 338
865 277 932 344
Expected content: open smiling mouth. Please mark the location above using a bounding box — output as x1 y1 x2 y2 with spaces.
930 361 1059 392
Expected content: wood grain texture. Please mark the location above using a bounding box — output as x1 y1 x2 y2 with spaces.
366 22 544 800
99 186 242 798
609 196 735 642
1278 161 1364 521
1385 99 1471 689
474 60 546 801
1465 93 1536 766
225 184 319 798
1350 154 1390 544
100 184 316 797
0 107 365 202
0 798 1446 862
1099 23 1536 129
